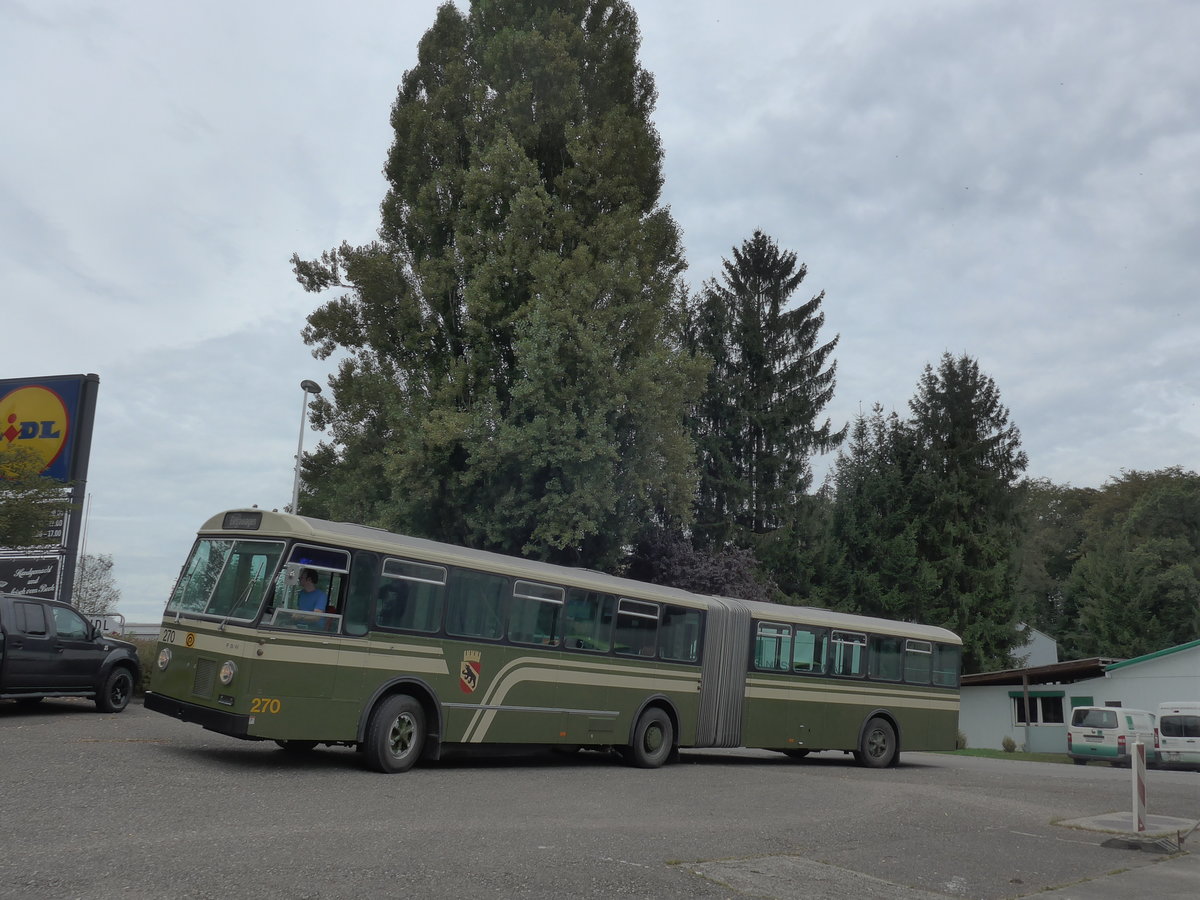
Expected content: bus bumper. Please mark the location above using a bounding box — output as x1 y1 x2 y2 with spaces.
144 691 253 739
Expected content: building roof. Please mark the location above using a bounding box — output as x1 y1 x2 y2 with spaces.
1104 638 1200 672
961 657 1121 687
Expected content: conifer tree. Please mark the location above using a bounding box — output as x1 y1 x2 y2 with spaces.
824 354 1027 672
687 230 841 595
907 354 1028 671
292 1 702 567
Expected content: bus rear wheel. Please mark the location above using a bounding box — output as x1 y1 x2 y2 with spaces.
363 695 425 773
625 707 673 769
854 717 897 768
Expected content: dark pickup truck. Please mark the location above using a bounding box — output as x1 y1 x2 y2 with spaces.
0 593 141 712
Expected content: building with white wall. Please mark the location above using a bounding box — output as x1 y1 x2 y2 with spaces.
959 639 1200 753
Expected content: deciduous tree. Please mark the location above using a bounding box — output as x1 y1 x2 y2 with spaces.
292 1 702 568
73 553 121 618
1068 468 1200 657
0 444 73 549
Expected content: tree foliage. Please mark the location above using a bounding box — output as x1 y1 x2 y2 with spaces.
1067 468 1200 658
824 354 1028 673
73 553 121 617
292 1 702 568
624 525 776 602
0 444 73 549
687 230 841 546
1012 478 1097 651
684 230 841 598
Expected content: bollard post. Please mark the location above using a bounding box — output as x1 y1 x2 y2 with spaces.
1131 741 1146 833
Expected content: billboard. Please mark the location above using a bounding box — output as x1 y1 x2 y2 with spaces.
0 374 100 604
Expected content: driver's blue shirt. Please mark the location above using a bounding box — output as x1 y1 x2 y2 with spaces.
298 588 328 612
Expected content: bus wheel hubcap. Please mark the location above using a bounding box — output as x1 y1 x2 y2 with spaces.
867 730 886 758
645 724 664 753
389 714 415 757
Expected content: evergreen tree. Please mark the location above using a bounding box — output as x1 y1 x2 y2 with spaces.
687 230 842 596
822 405 937 616
907 354 1028 672
292 1 702 568
823 354 1027 673
1068 468 1200 657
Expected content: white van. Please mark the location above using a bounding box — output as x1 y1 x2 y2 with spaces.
1156 701 1200 770
1067 706 1158 767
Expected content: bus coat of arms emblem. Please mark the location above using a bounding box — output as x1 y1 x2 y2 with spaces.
459 650 482 694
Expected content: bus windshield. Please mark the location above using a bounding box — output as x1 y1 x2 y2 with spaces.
166 538 285 621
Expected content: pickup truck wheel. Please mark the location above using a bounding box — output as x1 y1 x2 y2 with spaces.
96 667 134 713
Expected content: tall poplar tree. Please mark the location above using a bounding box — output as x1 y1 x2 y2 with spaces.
687 230 841 595
292 1 701 567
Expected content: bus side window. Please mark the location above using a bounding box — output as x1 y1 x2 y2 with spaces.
614 599 658 657
868 635 903 681
903 639 933 683
754 622 791 672
562 589 614 652
377 559 447 633
509 581 564 646
932 644 961 687
342 552 377 636
831 631 867 677
660 606 702 663
792 626 827 674
445 568 507 640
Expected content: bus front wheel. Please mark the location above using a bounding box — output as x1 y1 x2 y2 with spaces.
363 695 425 774
625 707 673 769
854 717 897 768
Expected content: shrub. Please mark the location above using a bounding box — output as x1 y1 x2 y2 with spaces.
127 638 157 694
1001 736 1017 753
956 730 968 750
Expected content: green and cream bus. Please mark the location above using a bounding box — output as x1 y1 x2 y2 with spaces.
145 509 961 773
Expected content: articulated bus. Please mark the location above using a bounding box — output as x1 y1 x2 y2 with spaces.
145 509 961 773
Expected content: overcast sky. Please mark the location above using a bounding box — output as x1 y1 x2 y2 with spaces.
3 1 1197 623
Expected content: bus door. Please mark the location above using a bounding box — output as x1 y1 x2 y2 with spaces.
252 546 352 736
558 589 618 743
745 622 829 751
461 578 569 745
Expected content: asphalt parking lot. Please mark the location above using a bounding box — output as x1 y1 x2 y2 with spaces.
1 698 1197 899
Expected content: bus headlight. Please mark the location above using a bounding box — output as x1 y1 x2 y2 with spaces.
219 660 238 685
157 647 172 671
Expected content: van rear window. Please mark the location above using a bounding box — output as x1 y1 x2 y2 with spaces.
1160 715 1200 738
1072 708 1117 729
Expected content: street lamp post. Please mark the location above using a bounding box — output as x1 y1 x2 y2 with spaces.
291 379 322 513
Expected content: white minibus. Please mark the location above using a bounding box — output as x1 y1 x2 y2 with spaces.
1156 701 1200 770
1067 706 1158 767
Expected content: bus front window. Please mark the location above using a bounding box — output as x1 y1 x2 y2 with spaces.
166 538 285 621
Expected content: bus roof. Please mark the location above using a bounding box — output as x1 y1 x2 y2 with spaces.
200 509 960 645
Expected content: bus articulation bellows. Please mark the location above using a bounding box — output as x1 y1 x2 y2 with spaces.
145 509 961 773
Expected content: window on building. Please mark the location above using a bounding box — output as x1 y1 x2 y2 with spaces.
1013 693 1066 726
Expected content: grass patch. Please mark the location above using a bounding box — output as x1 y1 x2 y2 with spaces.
944 748 1073 764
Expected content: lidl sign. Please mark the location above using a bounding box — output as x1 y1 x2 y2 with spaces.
0 374 98 482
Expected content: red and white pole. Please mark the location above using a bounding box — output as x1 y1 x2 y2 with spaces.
1131 741 1146 833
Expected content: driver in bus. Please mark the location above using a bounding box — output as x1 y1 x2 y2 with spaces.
297 569 329 613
